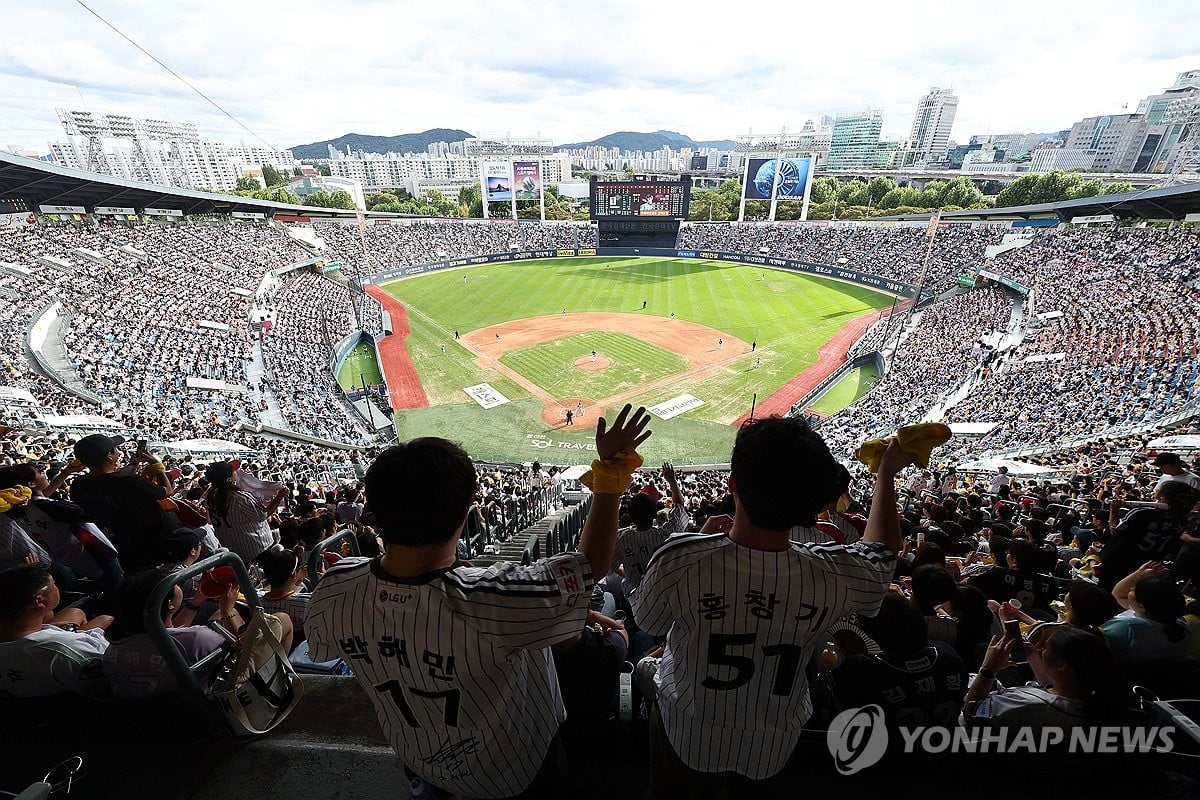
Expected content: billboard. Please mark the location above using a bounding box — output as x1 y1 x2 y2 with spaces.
482 161 513 202
742 157 813 200
512 160 542 201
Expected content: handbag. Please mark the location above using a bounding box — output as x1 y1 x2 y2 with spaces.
208 609 305 736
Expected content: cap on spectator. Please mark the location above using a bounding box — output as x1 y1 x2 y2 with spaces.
161 527 203 562
1152 452 1183 467
74 434 126 468
205 459 242 484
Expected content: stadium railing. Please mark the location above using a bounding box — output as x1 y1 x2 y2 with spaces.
145 551 259 699
308 528 363 582
545 495 592 557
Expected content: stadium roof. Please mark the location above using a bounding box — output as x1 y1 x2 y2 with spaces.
0 150 357 218
880 180 1200 223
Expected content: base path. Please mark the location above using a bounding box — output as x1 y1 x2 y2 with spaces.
365 285 429 410
463 312 749 429
733 302 912 426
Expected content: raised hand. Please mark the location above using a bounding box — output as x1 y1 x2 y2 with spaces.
595 404 652 460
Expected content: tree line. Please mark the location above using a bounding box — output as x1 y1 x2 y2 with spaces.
687 171 1135 221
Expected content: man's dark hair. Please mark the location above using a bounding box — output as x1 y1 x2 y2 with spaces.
0 563 53 623
857 593 928 656
1006 539 1044 572
730 417 837 531
911 564 956 613
0 463 38 488
365 438 478 547
628 492 658 528
1066 581 1122 628
296 518 326 549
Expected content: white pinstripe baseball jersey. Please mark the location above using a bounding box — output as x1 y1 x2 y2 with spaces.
208 490 276 561
630 534 894 779
306 553 592 797
609 504 688 598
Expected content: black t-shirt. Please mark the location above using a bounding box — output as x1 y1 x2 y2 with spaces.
966 565 1062 611
70 472 170 566
829 641 968 728
552 627 628 724
1098 508 1188 589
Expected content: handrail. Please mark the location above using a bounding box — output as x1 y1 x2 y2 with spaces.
309 528 363 582
144 551 259 697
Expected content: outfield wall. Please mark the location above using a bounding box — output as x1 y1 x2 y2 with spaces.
358 247 920 297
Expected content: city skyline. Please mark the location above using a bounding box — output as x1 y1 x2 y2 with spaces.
0 0 1196 154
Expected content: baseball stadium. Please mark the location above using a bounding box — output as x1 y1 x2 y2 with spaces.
4 15 1200 796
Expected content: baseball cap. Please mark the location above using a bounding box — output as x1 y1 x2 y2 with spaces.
1152 452 1184 467
160 527 204 562
204 459 242 484
73 434 126 468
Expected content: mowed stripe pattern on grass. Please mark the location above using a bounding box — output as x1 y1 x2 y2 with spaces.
336 343 383 390
498 331 688 400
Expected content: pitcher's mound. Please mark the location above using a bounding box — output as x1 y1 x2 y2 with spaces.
541 398 605 428
575 355 610 371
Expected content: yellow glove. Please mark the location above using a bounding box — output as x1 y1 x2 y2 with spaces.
0 485 33 513
855 423 953 471
581 450 644 494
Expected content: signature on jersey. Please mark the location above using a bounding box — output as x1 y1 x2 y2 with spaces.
422 735 481 778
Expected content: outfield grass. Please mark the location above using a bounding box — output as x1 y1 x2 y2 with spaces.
380 258 891 462
499 331 687 399
336 342 383 390
809 362 880 416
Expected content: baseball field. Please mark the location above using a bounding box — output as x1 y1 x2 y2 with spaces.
375 257 893 464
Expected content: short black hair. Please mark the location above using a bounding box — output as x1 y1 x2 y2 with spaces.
730 417 837 531
365 438 478 547
628 492 658 528
1006 539 1043 572
0 463 38 488
0 563 53 622
857 593 928 656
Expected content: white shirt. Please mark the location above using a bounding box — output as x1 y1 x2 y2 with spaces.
988 474 1010 494
1154 471 1200 494
306 554 591 798
0 625 109 698
209 490 276 561
631 535 894 779
609 504 689 598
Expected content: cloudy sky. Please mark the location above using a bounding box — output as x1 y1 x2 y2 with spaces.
1 0 1197 154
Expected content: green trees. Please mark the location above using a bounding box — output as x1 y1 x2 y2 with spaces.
234 176 262 192
994 171 1134 207
261 164 287 187
304 190 356 209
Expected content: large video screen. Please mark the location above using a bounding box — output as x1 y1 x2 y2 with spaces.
590 180 689 220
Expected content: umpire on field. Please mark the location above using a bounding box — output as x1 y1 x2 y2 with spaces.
631 417 917 797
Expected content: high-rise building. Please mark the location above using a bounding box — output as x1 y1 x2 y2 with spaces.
827 110 883 170
909 88 958 165
1065 114 1156 172
47 108 296 190
1134 69 1200 173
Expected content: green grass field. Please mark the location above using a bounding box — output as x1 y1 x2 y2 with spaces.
380 257 891 463
499 331 687 399
336 342 383 390
809 362 880 416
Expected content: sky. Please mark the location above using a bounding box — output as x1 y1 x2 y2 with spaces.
1 0 1198 154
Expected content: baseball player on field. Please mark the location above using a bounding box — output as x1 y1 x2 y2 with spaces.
306 405 652 799
631 417 916 796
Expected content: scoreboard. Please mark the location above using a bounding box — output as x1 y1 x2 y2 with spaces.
590 179 690 220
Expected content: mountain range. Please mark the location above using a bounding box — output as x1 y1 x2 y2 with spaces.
289 129 474 159
289 129 736 159
557 130 737 151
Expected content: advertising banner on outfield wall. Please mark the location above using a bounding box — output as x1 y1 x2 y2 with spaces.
0 211 35 228
360 248 919 298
